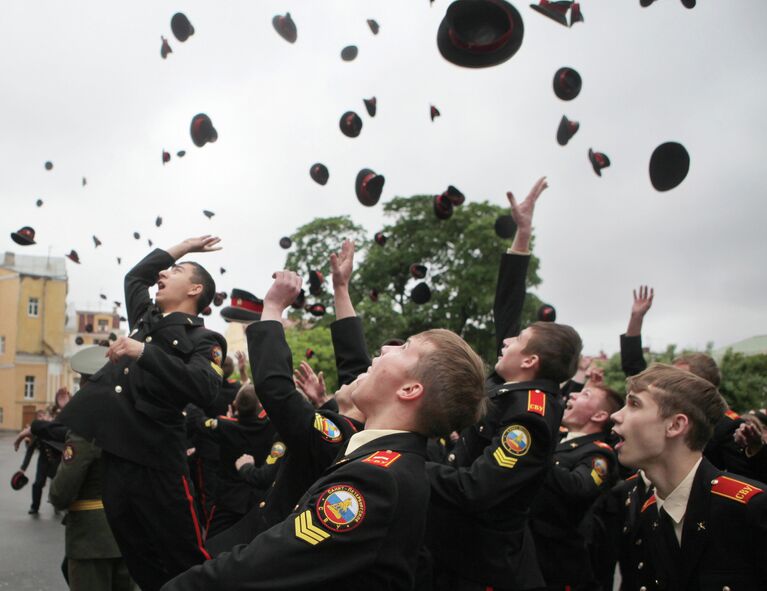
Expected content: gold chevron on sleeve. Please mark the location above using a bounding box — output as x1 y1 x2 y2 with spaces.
210 362 224 377
294 510 330 546
493 447 518 469
590 469 604 487
314 414 323 432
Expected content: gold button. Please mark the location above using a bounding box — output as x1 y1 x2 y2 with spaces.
479 426 484 432
293 505 299 511
448 453 455 462
115 386 122 393
625 498 631 506
623 525 628 533
723 586 731 591
259 501 266 508
145 336 152 343
635 538 642 546
123 367 130 375
639 587 647 591
711 479 718 485
172 339 178 346
638 562 644 570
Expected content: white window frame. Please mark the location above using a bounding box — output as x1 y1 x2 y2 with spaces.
28 297 39 317
24 376 35 400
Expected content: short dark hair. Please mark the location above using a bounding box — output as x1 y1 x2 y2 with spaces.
627 363 726 450
523 322 583 384
411 329 487 437
182 261 215 314
594 384 624 432
672 353 721 387
234 384 261 419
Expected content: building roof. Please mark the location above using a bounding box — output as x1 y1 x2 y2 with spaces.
713 335 767 359
2 251 67 280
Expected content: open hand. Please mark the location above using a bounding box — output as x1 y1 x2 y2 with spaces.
507 176 548 234
294 361 328 408
631 286 654 318
330 240 355 290
262 271 303 320
107 336 145 363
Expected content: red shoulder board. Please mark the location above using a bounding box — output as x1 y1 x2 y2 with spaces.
724 409 740 420
362 450 401 468
527 390 546 416
641 494 656 513
626 472 639 481
593 440 613 452
218 415 238 422
711 476 764 504
227 378 238 384
257 409 267 420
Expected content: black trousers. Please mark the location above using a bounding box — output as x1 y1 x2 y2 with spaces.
31 451 58 511
102 453 210 591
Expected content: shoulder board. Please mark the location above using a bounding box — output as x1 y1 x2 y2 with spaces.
711 475 764 504
362 450 402 468
227 378 238 384
626 472 639 481
593 440 613 452
641 494 656 513
527 389 546 416
724 409 740 421
217 415 238 422
257 409 268 420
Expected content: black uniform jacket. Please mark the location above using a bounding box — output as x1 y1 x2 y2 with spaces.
162 432 429 591
426 378 564 588
529 433 619 585
57 249 226 471
633 458 767 591
205 318 367 555
621 334 763 480
199 415 276 513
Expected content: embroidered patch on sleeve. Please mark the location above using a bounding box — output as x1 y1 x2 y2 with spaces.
362 450 401 468
501 425 532 457
266 441 286 465
62 444 75 464
294 510 330 546
313 413 343 443
590 457 609 486
527 390 546 416
315 485 366 532
210 345 223 367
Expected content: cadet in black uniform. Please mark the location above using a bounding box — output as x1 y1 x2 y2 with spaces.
529 381 622 590
205 240 372 556
56 235 227 591
612 365 767 590
426 178 583 591
161 268 487 591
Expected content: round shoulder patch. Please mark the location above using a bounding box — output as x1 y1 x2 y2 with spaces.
592 456 608 477
315 484 366 533
62 444 75 464
501 424 531 457
314 413 343 443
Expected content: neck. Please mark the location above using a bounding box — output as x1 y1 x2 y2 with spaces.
362 407 416 432
159 300 199 316
644 447 702 499
498 369 538 383
338 402 365 424
563 421 605 436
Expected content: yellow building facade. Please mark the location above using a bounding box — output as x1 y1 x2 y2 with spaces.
0 251 68 430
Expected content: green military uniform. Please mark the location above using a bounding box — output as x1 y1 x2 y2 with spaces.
49 432 135 591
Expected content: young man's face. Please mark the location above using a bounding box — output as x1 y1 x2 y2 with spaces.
611 389 668 469
351 336 432 415
563 386 606 431
155 263 200 311
494 327 536 381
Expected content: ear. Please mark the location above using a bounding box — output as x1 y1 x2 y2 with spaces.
396 382 425 403
666 413 690 440
187 283 203 298
590 409 610 425
521 354 540 371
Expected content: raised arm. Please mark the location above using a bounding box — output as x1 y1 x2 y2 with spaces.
620 286 654 377
124 235 221 328
330 239 372 385
493 177 548 355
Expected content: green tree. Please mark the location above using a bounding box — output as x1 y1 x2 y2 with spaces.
283 323 339 394
719 351 767 412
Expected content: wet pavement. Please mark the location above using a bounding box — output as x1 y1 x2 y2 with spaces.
0 432 67 590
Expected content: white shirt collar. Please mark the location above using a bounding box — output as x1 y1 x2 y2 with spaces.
561 430 585 442
655 457 703 525
345 429 408 456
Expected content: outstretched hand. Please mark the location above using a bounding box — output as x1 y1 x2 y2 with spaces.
262 271 303 321
631 286 654 318
506 176 548 235
235 351 249 383
734 421 764 456
166 235 222 260
330 240 355 290
13 427 32 452
294 361 329 408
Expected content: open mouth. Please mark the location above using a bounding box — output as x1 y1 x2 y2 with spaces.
157 281 166 291
612 430 625 450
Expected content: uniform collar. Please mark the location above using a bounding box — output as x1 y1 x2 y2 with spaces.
490 378 559 399
345 429 409 456
655 457 702 526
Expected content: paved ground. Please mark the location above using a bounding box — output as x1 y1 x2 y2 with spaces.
0 431 67 590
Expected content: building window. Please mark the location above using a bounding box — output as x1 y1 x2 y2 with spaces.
0 335 5 354
28 298 39 317
98 318 109 333
24 376 35 400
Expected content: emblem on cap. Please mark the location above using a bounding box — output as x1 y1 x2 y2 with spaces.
313 413 343 443
315 484 366 533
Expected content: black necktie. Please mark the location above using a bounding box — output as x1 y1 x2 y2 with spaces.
659 506 681 556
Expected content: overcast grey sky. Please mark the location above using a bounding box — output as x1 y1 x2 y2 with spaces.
1 0 765 355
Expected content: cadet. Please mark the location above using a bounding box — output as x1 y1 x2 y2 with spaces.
57 235 227 591
161 269 487 590
613 364 767 589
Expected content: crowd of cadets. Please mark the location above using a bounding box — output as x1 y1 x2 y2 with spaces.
12 178 767 590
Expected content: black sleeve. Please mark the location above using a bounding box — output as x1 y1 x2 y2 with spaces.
620 334 647 377
124 248 175 329
136 329 225 409
247 321 320 451
239 460 280 489
30 419 68 443
562 380 584 398
330 317 372 386
20 439 38 471
493 253 530 356
545 450 618 502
